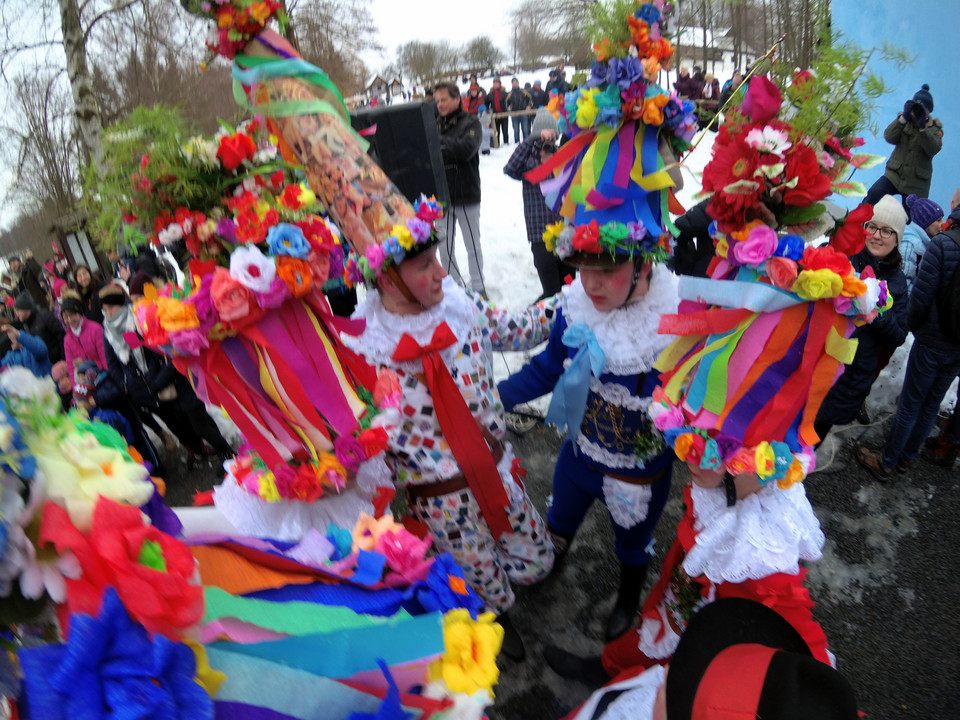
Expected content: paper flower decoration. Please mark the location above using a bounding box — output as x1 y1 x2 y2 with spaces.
40 498 204 639
19 587 213 720
428 609 503 697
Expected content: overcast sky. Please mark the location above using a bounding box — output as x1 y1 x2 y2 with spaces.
364 0 520 70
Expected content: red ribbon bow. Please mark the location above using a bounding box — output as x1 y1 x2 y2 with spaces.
393 322 512 539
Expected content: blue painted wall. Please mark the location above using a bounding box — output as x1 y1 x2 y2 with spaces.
832 0 959 211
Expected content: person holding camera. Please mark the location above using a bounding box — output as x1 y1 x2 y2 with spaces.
503 108 575 300
865 84 943 207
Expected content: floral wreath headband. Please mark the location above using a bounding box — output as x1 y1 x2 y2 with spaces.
356 196 444 285
529 0 695 269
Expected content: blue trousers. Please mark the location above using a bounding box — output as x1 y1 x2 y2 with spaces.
882 341 960 467
548 441 672 565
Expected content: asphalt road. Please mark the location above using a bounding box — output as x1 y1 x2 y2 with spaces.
164 409 960 719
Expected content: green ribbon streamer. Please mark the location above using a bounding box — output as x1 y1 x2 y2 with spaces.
231 54 368 151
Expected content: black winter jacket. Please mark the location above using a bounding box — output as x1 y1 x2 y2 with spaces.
817 248 909 426
13 307 65 365
506 88 532 112
99 335 201 414
437 108 482 204
909 208 960 352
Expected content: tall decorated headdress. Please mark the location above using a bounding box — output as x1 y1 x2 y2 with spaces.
648 70 890 487
527 0 698 266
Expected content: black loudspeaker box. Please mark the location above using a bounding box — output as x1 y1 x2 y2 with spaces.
350 102 450 206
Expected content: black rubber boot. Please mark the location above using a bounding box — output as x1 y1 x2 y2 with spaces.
605 562 648 641
543 645 609 687
496 610 526 662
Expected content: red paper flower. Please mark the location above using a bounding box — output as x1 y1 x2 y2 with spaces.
572 220 602 254
217 132 257 171
780 144 832 207
742 75 782 124
297 216 336 251
358 427 389 459
829 203 873 257
291 463 324 503
702 136 763 231
235 207 267 244
39 499 203 639
799 245 853 276
279 185 304 211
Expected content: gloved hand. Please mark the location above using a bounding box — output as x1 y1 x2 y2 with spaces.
911 103 930 128
902 99 916 118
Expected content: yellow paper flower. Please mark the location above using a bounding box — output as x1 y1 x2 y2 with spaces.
352 512 403 552
791 268 843 301
754 441 775 479
393 224 415 250
155 297 200 332
576 88 599 129
429 610 503 696
715 236 730 259
778 458 805 490
258 474 280 502
298 183 317 207
184 639 227 697
542 221 565 252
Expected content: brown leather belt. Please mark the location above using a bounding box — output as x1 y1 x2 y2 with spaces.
407 440 505 500
588 464 667 486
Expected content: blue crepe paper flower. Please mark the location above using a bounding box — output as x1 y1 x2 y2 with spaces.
19 586 212 720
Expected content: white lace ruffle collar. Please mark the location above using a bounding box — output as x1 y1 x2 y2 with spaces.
561 264 679 375
347 277 478 371
683 481 825 584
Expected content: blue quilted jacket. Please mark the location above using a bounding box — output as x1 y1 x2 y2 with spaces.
910 207 960 352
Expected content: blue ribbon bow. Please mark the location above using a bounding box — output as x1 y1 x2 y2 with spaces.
546 323 606 444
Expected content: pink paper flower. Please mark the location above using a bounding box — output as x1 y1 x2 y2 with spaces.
732 224 778 266
742 75 782 124
375 528 435 588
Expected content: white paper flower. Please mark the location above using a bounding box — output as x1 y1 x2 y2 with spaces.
230 244 277 294
745 126 792 155
855 276 881 314
158 223 184 246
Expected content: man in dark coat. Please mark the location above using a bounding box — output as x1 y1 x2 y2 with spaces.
435 81 486 294
506 77 533 143
530 80 549 108
12 291 64 364
8 254 47 307
486 77 509 147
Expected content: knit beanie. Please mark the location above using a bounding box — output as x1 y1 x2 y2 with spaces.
60 292 83 315
872 195 908 241
912 84 933 113
530 107 558 139
98 283 127 306
13 292 34 311
906 194 943 231
51 360 70 382
127 271 152 298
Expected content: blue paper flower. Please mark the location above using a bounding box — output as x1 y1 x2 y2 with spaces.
638 3 661 26
410 553 484 618
775 234 805 262
19 587 213 720
615 56 645 90
266 223 311 259
327 521 353 561
587 60 609 89
382 237 405 265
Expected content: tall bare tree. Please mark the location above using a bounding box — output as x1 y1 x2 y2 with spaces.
463 36 505 75
288 0 381 95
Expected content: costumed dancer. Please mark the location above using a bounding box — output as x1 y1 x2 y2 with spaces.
499 0 697 641
230 29 557 659
545 71 894 684
567 598 859 720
